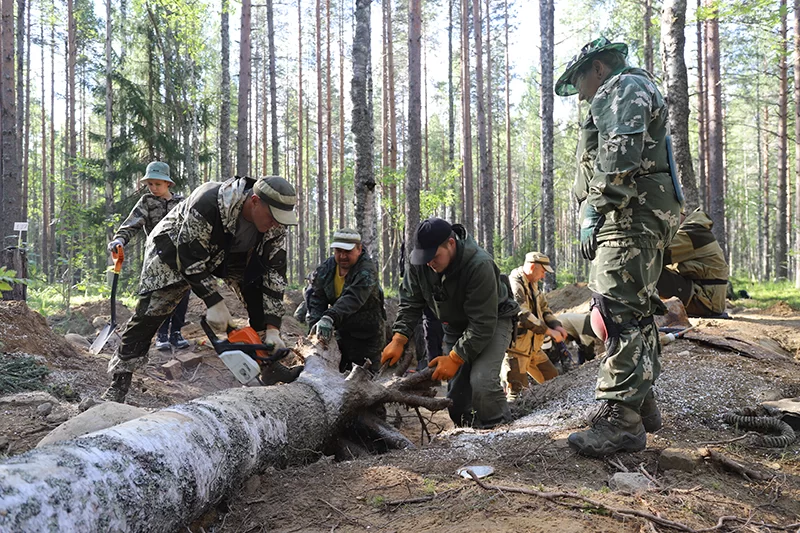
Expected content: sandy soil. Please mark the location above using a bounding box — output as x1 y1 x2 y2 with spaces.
1 286 799 532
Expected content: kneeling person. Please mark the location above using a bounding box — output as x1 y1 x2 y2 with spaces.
308 229 386 372
502 252 568 400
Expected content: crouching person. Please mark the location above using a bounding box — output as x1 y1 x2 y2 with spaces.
307 228 386 373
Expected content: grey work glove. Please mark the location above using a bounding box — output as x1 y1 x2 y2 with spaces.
310 315 334 343
263 328 286 351
207 301 235 333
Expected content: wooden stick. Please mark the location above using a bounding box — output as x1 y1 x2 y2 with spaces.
699 448 772 481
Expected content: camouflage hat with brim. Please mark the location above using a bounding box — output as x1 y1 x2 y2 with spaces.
555 37 628 97
254 176 298 226
140 161 175 185
525 251 554 273
331 228 362 251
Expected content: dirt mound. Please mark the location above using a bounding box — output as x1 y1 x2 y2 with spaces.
547 283 592 313
48 301 134 337
762 301 798 317
0 302 79 360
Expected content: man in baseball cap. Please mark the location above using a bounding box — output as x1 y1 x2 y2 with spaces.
381 217 520 429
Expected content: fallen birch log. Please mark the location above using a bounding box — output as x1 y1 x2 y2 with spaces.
0 335 447 532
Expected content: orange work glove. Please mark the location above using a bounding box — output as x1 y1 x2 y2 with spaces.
428 350 464 381
380 333 408 366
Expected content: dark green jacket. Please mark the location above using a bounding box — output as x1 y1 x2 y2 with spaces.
393 225 519 364
307 250 385 339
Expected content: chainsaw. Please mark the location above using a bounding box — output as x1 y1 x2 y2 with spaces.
200 318 303 385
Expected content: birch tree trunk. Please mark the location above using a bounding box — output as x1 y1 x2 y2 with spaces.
220 0 231 180
661 0 699 212
776 0 788 279
0 338 448 532
539 0 556 291
352 0 376 256
406 0 422 254
703 2 727 257
237 0 252 178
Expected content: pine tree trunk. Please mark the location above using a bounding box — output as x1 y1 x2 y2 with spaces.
460 0 473 234
104 0 114 247
381 0 390 280
643 0 653 72
406 0 422 253
22 1 30 223
794 0 800 287
65 0 77 309
762 106 771 279
268 0 279 175
220 0 231 180
703 2 727 256
661 0 699 212
776 0 788 279
326 0 333 231
447 0 454 169
15 0 23 165
297 0 306 282
316 0 327 259
695 0 706 210
387 0 398 284
504 0 512 257
352 0 376 256
40 15 48 280
539 0 555 291
237 0 252 177
473 0 492 253
338 0 345 228
49 17 55 282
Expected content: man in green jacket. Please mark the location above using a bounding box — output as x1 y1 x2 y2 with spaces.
307 228 386 372
657 209 729 317
381 218 520 429
556 37 681 456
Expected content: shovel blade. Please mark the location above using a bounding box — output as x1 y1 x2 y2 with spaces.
90 324 116 354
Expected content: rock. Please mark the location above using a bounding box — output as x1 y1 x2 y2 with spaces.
243 475 262 496
0 391 60 406
64 333 91 350
162 360 183 380
78 397 100 413
655 297 691 329
175 352 204 369
608 472 654 493
37 402 150 448
658 448 698 472
36 403 53 417
92 316 108 329
45 412 70 424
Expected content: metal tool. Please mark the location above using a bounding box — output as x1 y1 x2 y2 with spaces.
90 247 124 354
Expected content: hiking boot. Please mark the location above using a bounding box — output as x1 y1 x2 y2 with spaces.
100 372 133 403
640 389 662 433
170 331 190 349
155 332 171 351
568 401 646 458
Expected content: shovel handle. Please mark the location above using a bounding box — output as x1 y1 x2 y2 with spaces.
112 247 125 274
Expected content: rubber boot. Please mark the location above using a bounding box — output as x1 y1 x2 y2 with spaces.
568 401 646 457
640 389 662 433
100 372 133 403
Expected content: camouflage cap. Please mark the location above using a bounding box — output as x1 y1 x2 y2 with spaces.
253 176 298 226
555 37 628 97
140 161 175 185
525 251 554 273
331 228 362 251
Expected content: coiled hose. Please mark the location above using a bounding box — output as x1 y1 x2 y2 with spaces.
722 406 796 448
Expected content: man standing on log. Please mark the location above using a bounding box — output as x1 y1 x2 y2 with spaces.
381 218 520 429
502 252 568 399
307 228 386 373
657 208 729 317
101 176 297 403
556 37 681 456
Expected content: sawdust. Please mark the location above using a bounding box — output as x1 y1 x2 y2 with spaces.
762 301 798 317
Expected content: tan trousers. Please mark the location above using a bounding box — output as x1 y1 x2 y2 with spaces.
501 350 559 399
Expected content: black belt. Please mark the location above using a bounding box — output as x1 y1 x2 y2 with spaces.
695 279 728 286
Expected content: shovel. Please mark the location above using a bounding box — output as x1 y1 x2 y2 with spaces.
90 247 125 354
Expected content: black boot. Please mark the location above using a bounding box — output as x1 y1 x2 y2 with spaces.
568 401 646 457
640 389 662 433
100 372 133 403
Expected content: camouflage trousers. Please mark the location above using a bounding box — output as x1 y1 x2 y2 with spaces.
107 282 190 375
590 242 665 410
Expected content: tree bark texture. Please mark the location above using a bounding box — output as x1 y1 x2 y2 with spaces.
695 0 706 210
0 337 448 532
326 0 333 231
776 0 788 279
316 0 327 260
220 0 231 180
473 0 492 254
297 0 306 282
352 0 376 256
447 0 454 168
703 3 727 257
504 0 512 257
795 0 800 287
339 1 345 228
40 15 47 279
643 0 653 72
105 0 114 247
539 0 556 291
406 0 422 254
1 0 20 254
661 0 699 212
15 0 22 165
460 0 473 234
237 0 252 178
268 0 279 175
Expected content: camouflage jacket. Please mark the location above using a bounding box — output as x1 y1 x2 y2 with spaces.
507 266 561 357
306 251 385 339
665 209 728 313
393 225 519 364
138 177 288 329
113 192 184 245
573 67 680 246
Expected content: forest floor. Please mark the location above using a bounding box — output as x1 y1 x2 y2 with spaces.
1 284 800 532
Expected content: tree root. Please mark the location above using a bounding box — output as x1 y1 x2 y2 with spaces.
464 470 800 533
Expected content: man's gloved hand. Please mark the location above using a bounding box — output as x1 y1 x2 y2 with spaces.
579 203 605 261
310 315 334 343
380 333 408 366
107 239 124 254
428 350 464 381
206 301 235 333
264 328 286 352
